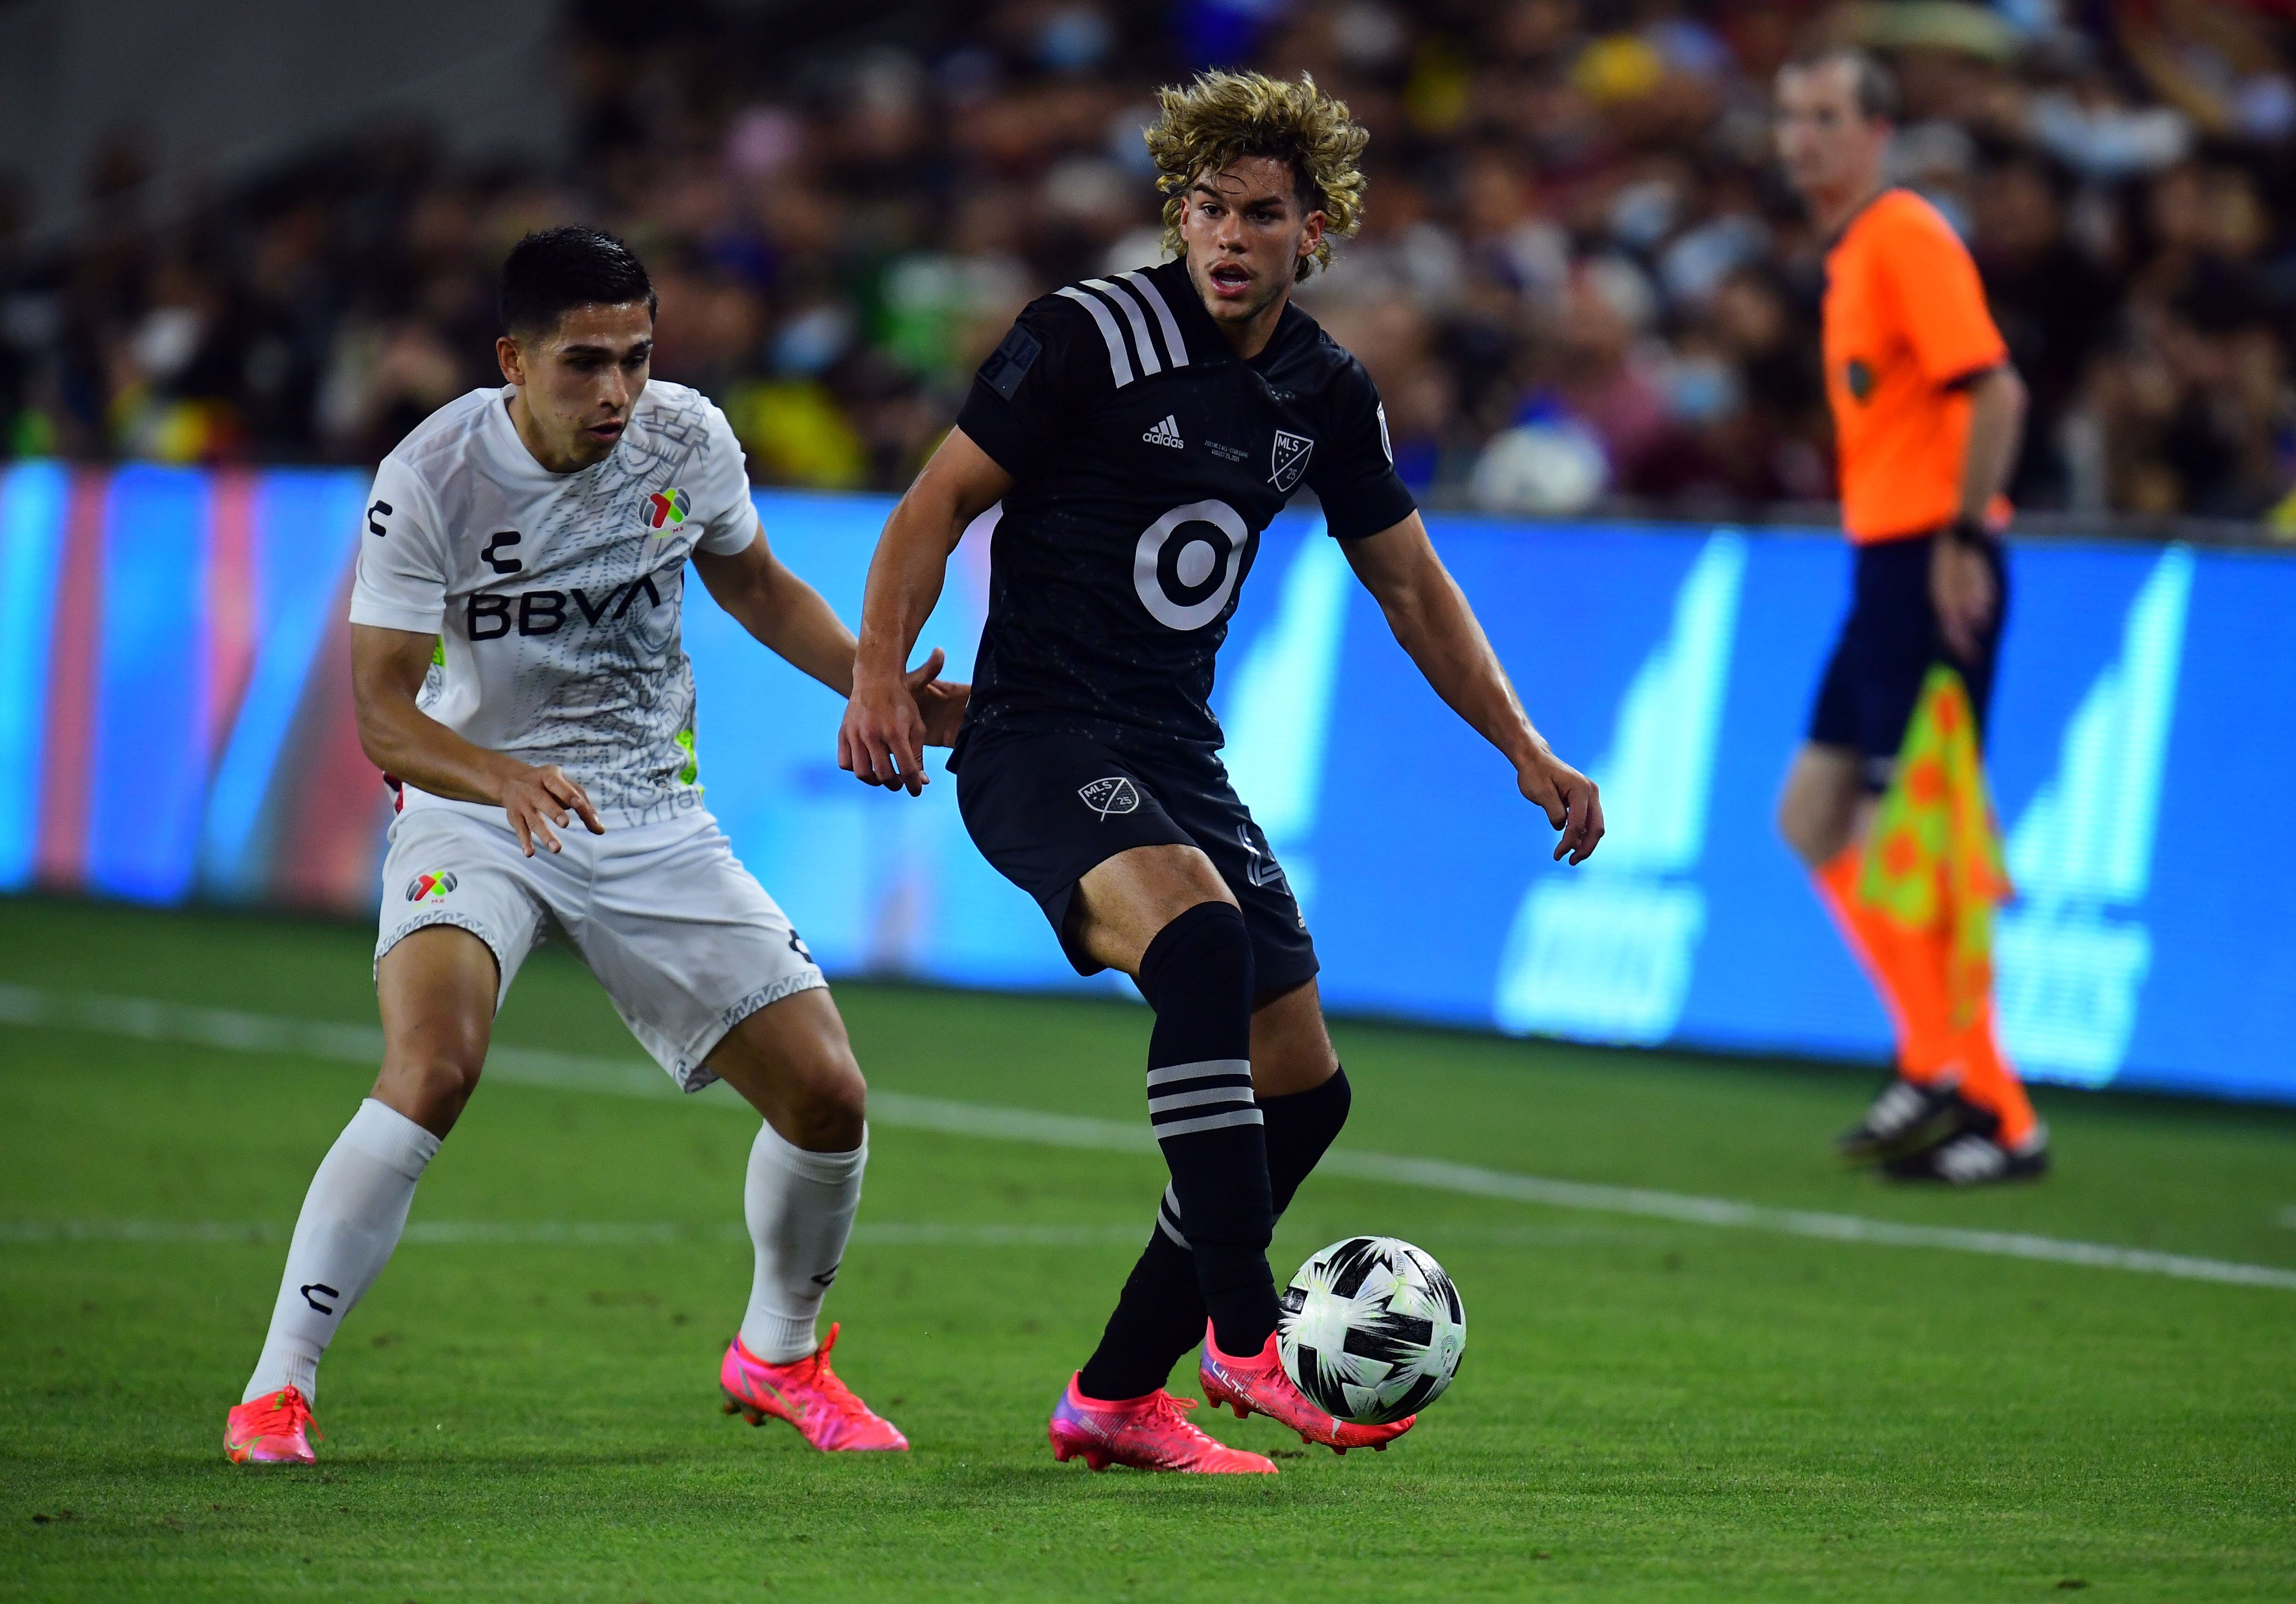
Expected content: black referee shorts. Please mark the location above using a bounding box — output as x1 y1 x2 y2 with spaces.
950 723 1320 992
1808 531 2008 792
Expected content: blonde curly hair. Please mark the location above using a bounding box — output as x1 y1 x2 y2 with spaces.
1146 70 1369 282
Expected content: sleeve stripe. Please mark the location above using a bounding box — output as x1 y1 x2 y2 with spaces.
1054 286 1134 388
1084 278 1161 377
1116 271 1190 369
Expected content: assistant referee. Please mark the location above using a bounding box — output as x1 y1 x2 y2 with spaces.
1772 48 2046 1185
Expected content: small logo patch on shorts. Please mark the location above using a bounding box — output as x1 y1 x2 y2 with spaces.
405 870 458 903
1079 777 1140 819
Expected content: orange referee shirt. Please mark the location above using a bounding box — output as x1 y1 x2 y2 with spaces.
1823 189 2009 543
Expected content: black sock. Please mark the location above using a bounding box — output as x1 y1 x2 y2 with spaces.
1078 1066 1352 1401
1126 900 1274 1362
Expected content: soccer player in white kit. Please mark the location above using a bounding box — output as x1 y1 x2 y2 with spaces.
223 228 957 1462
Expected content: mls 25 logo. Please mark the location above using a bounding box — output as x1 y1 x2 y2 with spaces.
1269 430 1314 493
1079 777 1140 818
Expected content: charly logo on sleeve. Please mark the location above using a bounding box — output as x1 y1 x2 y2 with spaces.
644 487 692 531
1269 430 1314 492
405 870 459 903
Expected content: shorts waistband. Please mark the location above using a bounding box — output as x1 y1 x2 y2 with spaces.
395 781 712 833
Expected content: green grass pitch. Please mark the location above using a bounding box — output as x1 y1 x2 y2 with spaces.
2 896 2292 1601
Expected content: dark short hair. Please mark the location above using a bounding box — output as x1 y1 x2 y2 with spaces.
1779 47 1901 124
498 227 657 340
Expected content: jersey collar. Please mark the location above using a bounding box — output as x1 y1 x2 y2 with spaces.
1144 256 1314 371
1823 185 1899 254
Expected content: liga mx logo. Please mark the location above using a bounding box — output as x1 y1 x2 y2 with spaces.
405 870 458 903
644 487 691 531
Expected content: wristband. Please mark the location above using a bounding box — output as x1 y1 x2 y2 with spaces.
1944 515 1990 549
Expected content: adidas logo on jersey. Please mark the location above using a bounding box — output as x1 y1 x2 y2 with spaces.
1142 415 1184 449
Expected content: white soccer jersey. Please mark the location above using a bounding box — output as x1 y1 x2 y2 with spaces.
350 382 758 824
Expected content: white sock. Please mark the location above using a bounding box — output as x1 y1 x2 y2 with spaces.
242 1098 440 1405
738 1120 866 1364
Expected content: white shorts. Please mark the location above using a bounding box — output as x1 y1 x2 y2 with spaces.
375 800 826 1092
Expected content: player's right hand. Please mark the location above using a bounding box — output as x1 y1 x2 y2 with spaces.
840 661 934 796
1518 750 1604 865
1930 534 1998 665
497 762 604 857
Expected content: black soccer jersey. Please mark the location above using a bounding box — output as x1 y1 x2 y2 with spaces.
953 256 1417 752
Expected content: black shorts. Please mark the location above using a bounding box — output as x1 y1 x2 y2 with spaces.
1809 532 2008 792
950 723 1319 991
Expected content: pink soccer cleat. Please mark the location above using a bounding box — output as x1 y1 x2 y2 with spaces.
1199 1323 1416 1454
1047 1374 1276 1474
224 1386 321 1465
719 1323 909 1452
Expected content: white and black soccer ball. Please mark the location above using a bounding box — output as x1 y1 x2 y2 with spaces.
1277 1236 1465 1425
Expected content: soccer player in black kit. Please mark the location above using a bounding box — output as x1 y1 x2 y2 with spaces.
840 71 1604 1474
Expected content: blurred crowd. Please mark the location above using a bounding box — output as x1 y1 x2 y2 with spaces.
6 0 2296 525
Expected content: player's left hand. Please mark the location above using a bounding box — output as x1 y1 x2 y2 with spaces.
906 647 970 747
1518 749 1603 864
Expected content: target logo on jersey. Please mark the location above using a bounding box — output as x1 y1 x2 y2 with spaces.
644 488 691 530
404 870 459 903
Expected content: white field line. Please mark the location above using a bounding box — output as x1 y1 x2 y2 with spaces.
0 1219 1151 1248
0 1219 1668 1249
5 983 2293 1293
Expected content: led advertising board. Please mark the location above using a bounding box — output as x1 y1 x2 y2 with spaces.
0 463 2282 1103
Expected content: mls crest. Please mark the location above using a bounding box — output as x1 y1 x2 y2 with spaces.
1078 776 1141 818
1269 430 1314 492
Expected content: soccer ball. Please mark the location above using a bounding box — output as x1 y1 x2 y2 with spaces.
1276 1236 1465 1424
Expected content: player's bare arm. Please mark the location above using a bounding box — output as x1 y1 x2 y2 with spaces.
693 517 967 747
1933 364 2027 662
349 621 602 859
1342 512 1603 864
841 427 1012 794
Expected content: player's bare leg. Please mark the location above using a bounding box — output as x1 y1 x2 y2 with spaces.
372 925 500 1135
706 989 906 1451
704 986 867 1152
227 927 495 1462
1776 742 1868 871
1069 842 1236 972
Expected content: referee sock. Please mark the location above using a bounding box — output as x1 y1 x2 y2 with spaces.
1814 846 1957 1085
738 1120 866 1364
1078 1067 1352 1402
1133 901 1277 1362
1951 1006 2040 1149
242 1098 439 1405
